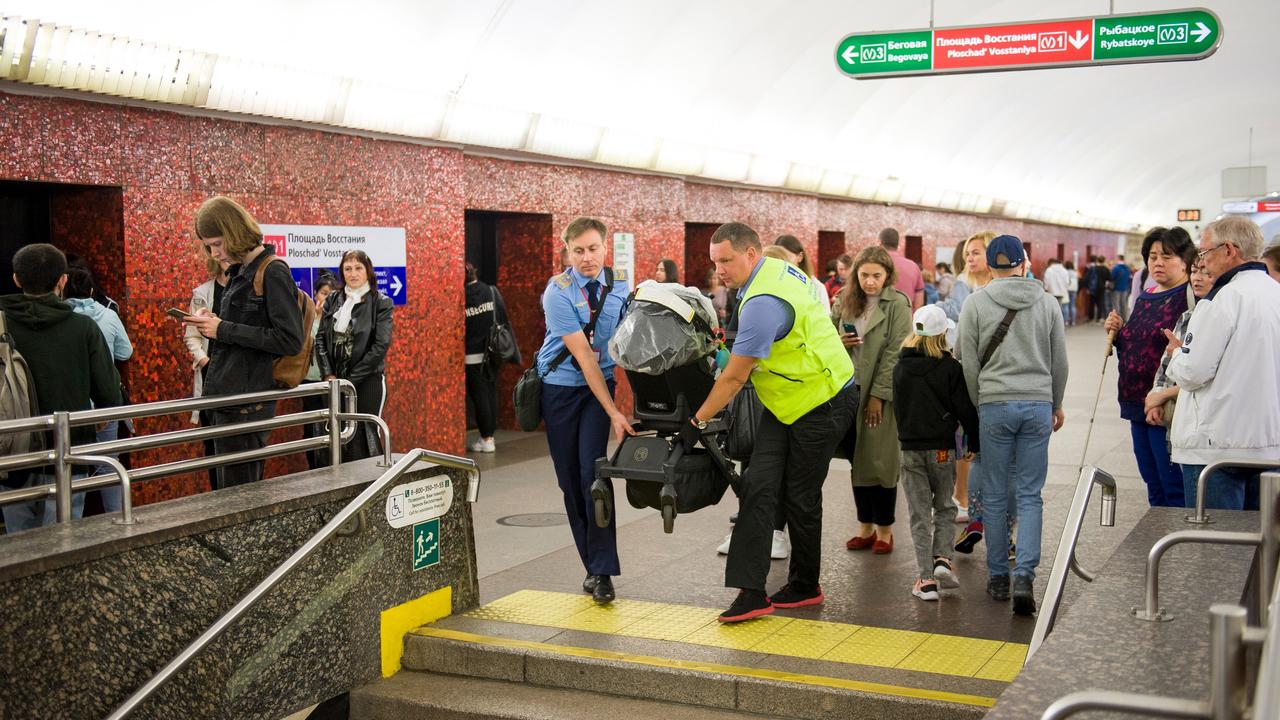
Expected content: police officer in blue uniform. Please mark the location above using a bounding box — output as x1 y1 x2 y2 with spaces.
536 217 635 604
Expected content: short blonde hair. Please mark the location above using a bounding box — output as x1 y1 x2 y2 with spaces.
195 196 262 259
562 217 607 245
902 332 949 359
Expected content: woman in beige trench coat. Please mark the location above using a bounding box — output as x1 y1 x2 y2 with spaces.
831 245 912 553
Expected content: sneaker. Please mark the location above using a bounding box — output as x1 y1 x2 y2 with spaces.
769 584 824 608
954 505 970 524
719 590 774 623
955 521 983 554
469 437 496 453
933 557 960 589
912 579 939 601
1012 575 1036 616
846 534 875 550
872 535 894 554
987 575 1010 602
771 530 790 559
716 532 732 556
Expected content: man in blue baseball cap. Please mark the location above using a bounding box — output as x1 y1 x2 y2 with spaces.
956 234 1068 617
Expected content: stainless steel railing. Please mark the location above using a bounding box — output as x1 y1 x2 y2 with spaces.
0 380 378 526
105 447 481 720
1026 466 1117 661
1039 473 1280 720
1186 459 1280 525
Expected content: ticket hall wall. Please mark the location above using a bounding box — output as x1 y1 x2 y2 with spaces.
0 90 1123 505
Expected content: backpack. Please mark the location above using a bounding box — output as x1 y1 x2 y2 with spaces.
0 310 44 478
252 257 317 389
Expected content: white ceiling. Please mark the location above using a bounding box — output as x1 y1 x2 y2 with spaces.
7 0 1279 230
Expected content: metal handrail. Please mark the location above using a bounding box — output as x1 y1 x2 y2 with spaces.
105 447 481 720
1026 466 1117 661
1252 536 1280 715
1130 530 1261 622
1187 458 1280 525
1040 690 1210 719
0 380 360 525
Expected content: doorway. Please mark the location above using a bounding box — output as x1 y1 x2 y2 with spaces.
0 181 124 301
463 210 555 431
904 235 923 266
818 231 846 280
684 223 720 287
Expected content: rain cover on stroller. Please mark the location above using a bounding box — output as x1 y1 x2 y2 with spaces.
609 281 720 375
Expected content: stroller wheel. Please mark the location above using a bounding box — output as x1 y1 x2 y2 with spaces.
594 497 610 528
661 504 676 534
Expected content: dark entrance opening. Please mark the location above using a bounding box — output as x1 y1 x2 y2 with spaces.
684 223 720 288
818 231 847 282
904 235 923 267
464 210 555 431
0 181 124 302
1057 243 1066 261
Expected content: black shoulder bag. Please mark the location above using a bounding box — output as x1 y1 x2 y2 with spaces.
980 309 1018 368
485 286 521 371
513 269 614 432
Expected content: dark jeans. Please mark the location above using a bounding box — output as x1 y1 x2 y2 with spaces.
1130 421 1183 507
1181 464 1275 511
726 384 855 593
853 485 897 526
465 362 499 438
212 401 276 489
543 381 619 577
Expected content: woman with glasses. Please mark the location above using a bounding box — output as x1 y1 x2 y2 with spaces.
1104 227 1198 506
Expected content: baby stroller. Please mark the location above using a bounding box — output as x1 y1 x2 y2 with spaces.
592 282 740 533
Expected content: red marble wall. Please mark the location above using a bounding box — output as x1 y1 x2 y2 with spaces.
5 89 1129 503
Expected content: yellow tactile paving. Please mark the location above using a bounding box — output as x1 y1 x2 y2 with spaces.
461 589 1028 682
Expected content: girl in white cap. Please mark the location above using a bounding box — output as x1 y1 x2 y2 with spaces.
892 305 981 601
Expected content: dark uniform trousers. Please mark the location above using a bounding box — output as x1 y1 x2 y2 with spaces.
726 384 856 592
543 380 620 577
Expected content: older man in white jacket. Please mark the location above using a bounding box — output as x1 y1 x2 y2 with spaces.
1167 216 1280 510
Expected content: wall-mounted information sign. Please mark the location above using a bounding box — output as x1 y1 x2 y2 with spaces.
261 224 408 306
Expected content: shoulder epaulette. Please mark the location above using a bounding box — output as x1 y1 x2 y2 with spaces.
552 272 573 289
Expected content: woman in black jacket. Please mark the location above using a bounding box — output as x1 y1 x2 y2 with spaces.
315 249 394 461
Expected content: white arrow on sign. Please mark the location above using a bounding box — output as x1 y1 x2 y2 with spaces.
390 274 403 296
1191 21 1211 42
841 45 857 64
1068 30 1089 49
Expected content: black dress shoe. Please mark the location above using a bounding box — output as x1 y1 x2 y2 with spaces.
592 576 615 604
582 575 600 594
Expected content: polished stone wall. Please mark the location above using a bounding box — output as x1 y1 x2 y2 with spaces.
0 459 478 720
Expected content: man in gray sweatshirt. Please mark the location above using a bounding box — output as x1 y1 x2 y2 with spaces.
958 235 1068 616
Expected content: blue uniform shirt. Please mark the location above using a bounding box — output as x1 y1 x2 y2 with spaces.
536 267 630 387
732 259 794 359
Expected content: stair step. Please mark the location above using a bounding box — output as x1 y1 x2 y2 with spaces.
350 670 784 720
394 625 990 720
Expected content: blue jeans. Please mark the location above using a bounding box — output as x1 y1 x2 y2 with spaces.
1067 291 1078 325
1180 464 1275 511
1130 421 1183 507
96 420 124 513
1058 298 1070 326
978 401 1053 581
1 472 87 534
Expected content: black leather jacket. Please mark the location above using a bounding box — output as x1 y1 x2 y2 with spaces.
204 246 304 396
314 287 394 383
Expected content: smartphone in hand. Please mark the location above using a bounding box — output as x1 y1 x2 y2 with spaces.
167 307 192 321
842 322 858 338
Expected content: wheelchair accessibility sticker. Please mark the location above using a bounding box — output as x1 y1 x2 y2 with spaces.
412 519 440 572
386 476 454 528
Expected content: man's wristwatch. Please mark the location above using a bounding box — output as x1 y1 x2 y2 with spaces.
691 417 709 430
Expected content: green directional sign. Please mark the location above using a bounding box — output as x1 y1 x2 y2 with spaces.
836 31 932 76
835 7 1222 79
412 519 439 572
1095 9 1220 60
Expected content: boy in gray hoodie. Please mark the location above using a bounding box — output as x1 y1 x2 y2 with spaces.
957 235 1068 616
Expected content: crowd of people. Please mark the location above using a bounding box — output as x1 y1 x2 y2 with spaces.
4 201 1279 628
1 196 396 533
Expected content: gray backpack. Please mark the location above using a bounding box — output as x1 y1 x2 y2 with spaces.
0 311 43 477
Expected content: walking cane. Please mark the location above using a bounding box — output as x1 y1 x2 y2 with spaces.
1078 330 1117 475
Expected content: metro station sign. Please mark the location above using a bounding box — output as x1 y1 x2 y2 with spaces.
836 8 1221 79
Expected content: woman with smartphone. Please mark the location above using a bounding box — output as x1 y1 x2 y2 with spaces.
182 250 230 489
831 246 911 554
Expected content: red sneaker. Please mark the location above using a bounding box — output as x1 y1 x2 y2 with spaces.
718 590 774 623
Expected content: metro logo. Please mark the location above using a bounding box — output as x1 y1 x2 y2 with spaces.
264 234 287 257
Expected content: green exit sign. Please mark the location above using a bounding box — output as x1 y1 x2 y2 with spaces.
836 7 1222 79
